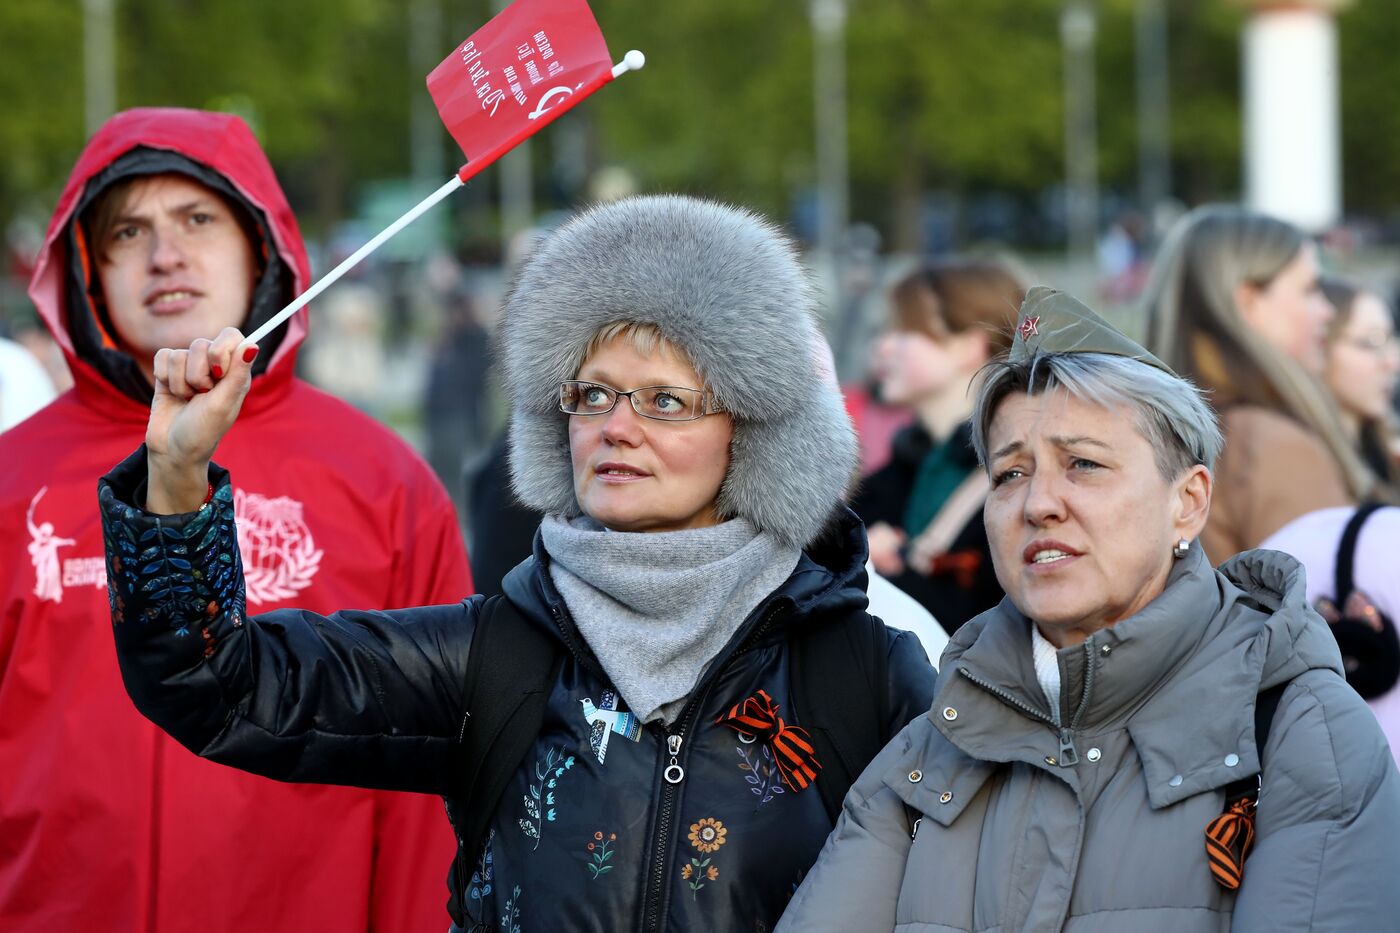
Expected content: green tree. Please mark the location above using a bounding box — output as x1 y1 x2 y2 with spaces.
2 0 1391 267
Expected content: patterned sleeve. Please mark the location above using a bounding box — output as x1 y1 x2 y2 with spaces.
98 445 476 795
101 446 245 642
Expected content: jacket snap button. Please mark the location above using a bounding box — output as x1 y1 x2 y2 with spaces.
1224 753 1240 767
1100 644 1112 655
908 770 923 783
942 707 958 721
1169 774 1183 787
1044 756 1057 766
1086 747 1102 762
939 791 953 804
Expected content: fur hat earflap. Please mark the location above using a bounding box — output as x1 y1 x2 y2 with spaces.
499 194 858 550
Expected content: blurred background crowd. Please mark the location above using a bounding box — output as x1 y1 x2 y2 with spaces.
2 1 1399 729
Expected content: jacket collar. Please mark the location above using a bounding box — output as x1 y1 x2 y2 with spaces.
943 547 1223 726
929 546 1333 808
882 733 999 828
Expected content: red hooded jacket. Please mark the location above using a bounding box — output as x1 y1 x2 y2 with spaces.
0 109 471 932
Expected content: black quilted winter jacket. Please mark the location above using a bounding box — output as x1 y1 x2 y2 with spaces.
99 450 937 933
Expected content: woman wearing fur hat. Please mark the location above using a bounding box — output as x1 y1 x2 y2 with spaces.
95 195 937 932
777 288 1400 933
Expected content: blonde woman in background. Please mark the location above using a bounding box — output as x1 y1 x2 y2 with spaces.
1319 276 1400 497
1142 205 1371 561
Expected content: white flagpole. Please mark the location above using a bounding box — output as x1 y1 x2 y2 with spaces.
242 174 463 347
242 49 646 351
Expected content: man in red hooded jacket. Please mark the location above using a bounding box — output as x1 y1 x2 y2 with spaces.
0 108 471 932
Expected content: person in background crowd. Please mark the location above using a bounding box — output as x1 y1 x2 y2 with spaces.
0 107 470 932
466 428 543 597
1142 205 1370 561
852 257 1024 634
1318 276 1400 497
1264 505 1400 769
9 325 73 394
778 288 1400 933
95 194 936 933
425 285 492 503
298 260 388 413
0 335 56 431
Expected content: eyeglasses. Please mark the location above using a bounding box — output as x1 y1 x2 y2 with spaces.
1338 334 1400 359
559 381 723 422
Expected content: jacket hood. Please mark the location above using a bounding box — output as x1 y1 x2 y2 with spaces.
499 195 859 550
1216 546 1345 688
28 108 310 407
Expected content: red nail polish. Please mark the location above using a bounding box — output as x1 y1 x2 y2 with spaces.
242 346 259 363
211 364 223 379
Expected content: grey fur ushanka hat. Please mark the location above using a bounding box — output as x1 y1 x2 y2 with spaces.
499 195 858 550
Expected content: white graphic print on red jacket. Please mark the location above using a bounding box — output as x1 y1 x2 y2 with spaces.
27 487 75 603
234 488 323 603
27 484 322 605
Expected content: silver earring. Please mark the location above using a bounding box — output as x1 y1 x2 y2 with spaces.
1172 538 1191 560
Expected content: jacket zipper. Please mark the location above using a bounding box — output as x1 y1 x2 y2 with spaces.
957 667 1057 726
1057 642 1097 766
640 600 791 933
957 640 1097 768
642 723 690 933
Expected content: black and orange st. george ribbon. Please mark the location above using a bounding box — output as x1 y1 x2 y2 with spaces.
1204 796 1257 890
714 689 821 791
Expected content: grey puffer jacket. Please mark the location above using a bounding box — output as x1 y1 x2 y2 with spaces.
777 546 1400 932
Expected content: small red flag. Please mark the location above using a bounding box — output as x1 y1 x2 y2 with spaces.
244 0 639 349
428 0 614 182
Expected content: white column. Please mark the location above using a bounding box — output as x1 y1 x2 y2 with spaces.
810 0 849 265
409 0 446 187
1242 2 1347 232
1061 0 1099 263
83 0 116 137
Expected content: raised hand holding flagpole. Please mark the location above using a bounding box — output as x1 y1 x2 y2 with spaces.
242 0 642 350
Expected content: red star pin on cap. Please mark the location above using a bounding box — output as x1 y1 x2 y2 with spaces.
1007 286 1174 372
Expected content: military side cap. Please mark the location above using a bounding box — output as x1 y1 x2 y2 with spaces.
1009 285 1173 374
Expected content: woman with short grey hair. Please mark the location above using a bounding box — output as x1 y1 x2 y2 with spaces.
778 287 1400 933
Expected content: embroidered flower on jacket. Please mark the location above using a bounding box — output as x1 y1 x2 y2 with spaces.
683 817 727 899
519 747 577 850
499 885 522 933
469 831 495 900
736 743 786 808
688 817 727 853
682 855 721 899
586 830 616 879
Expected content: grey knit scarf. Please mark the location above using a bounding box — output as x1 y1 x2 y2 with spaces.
540 514 802 725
